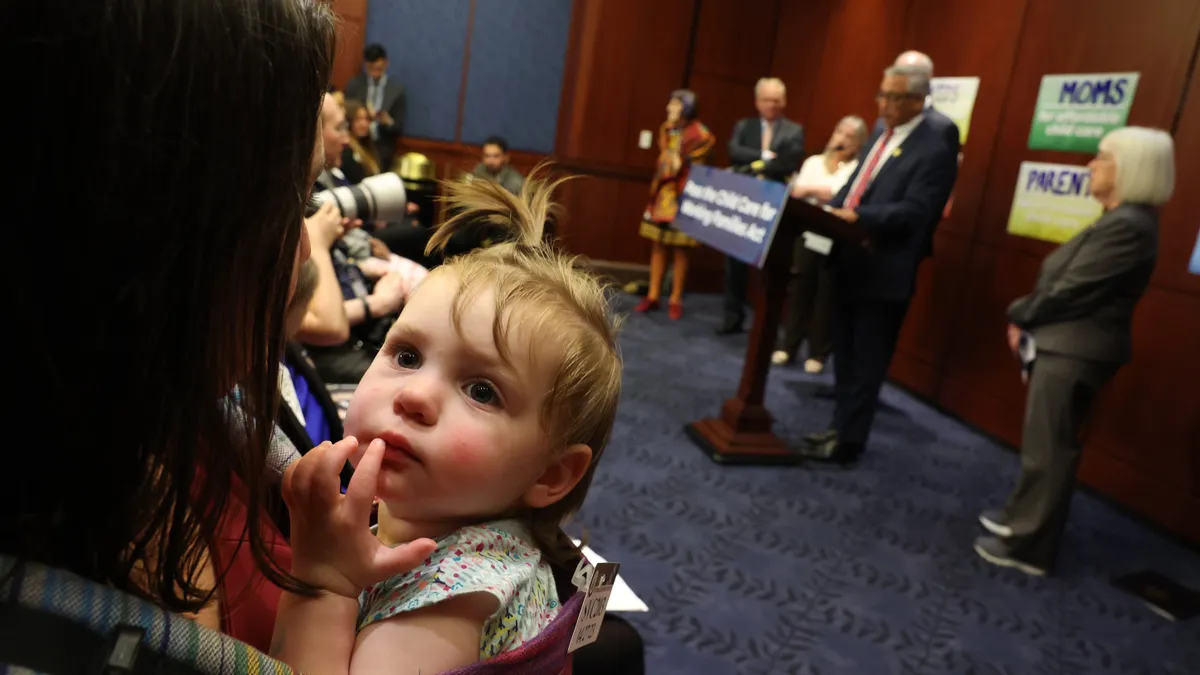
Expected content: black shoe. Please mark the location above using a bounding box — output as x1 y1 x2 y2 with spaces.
973 536 1047 577
803 428 838 446
812 385 837 399
798 439 863 466
979 509 1013 538
715 322 744 335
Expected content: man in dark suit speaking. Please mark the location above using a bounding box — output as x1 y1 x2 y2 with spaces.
800 64 959 465
718 78 805 334
344 43 407 172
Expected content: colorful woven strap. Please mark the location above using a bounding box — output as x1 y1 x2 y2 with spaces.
0 556 294 675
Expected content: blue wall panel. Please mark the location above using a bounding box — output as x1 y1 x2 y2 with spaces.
364 0 471 142
459 0 572 153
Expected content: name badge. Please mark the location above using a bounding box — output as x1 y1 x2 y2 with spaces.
802 231 834 255
567 560 620 652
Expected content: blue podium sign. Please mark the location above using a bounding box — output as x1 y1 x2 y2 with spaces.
673 165 790 268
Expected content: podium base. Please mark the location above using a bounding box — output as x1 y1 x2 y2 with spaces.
685 418 804 466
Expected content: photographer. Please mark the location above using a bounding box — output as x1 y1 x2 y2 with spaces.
305 93 415 383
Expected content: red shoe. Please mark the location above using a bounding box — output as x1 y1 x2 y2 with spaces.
633 297 660 313
668 301 683 320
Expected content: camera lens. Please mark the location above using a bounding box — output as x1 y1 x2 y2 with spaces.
314 172 407 222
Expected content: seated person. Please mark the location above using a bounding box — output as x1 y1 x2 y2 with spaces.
437 136 530 258
272 171 624 674
339 97 381 185
281 260 345 454
470 135 524 195
305 225 417 384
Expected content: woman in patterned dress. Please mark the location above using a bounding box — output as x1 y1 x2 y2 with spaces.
634 90 715 320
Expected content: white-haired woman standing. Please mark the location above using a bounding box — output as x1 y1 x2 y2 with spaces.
976 126 1175 576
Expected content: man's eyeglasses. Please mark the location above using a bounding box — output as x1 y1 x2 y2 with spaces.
875 91 921 104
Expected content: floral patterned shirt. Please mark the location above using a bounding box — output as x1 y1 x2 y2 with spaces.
357 520 560 659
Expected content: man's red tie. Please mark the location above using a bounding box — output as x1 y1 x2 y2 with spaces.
844 129 893 210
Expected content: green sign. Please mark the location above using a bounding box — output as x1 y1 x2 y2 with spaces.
1028 72 1139 153
1007 161 1103 244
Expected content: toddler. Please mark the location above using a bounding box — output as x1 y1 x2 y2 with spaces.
273 170 623 674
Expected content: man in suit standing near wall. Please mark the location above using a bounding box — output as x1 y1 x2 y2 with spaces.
345 43 407 173
800 64 959 465
719 78 805 334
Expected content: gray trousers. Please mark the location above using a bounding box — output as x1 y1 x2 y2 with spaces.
1002 353 1118 569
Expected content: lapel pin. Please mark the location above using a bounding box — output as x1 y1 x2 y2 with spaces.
891 148 903 158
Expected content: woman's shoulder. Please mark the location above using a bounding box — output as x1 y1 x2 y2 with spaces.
1102 203 1158 230
799 154 825 171
1086 204 1159 247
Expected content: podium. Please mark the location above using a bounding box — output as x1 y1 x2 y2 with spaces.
685 198 868 465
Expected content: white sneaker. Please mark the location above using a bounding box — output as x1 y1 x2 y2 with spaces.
979 510 1013 538
771 350 790 365
803 359 824 373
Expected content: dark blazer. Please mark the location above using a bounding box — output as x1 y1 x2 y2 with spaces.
1008 203 1158 364
345 73 407 168
830 115 958 301
727 116 805 182
280 342 353 487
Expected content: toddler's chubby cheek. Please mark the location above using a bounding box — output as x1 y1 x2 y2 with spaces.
443 427 493 470
341 379 393 441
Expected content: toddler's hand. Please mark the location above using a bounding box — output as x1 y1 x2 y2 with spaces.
283 437 436 598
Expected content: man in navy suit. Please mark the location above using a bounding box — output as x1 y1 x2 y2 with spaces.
800 63 959 465
718 78 806 334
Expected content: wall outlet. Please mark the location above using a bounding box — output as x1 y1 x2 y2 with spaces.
638 130 653 149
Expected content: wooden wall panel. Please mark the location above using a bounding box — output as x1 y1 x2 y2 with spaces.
690 0 780 83
1085 287 1200 495
551 0 697 268
901 0 1027 241
801 0 911 161
331 0 368 90
889 229 973 398
770 0 834 141
557 175 625 261
389 137 547 227
971 0 1200 248
687 74 755 169
556 0 695 166
1156 53 1200 296
622 1 701 168
937 244 1043 440
1079 450 1200 543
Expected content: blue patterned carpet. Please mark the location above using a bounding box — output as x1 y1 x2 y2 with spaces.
574 293 1200 675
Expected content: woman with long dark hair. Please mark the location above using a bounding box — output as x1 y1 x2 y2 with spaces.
343 98 383 182
1 0 430 662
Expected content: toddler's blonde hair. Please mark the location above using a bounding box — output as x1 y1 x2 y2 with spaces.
425 164 623 568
